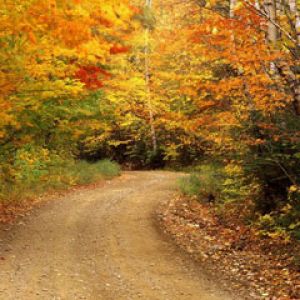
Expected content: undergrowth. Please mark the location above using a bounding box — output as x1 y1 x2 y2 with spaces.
0 146 121 204
178 162 300 241
178 163 223 201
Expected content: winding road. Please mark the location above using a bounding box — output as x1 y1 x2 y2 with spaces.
0 171 235 300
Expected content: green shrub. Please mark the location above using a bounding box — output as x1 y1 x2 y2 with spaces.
70 161 100 185
221 163 261 204
71 159 121 184
178 174 202 197
0 144 121 203
177 156 300 239
178 163 223 201
93 159 121 178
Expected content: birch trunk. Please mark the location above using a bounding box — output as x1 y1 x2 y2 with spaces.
289 0 300 44
264 0 278 75
229 0 237 18
265 0 277 43
289 0 300 114
145 0 157 152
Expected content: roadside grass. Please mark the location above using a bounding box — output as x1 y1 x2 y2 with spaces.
177 163 223 202
72 159 121 184
0 159 121 204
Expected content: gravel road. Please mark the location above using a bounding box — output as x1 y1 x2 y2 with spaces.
0 171 235 300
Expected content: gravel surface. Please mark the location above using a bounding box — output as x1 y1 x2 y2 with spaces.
0 171 237 300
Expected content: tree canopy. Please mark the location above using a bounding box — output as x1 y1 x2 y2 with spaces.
1 0 300 238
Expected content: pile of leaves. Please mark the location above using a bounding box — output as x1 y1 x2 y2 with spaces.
157 196 300 299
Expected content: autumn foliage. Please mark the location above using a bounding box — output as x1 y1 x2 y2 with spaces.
1 0 300 245
75 66 110 90
0 0 134 200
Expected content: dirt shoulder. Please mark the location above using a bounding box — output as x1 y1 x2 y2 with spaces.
157 195 300 300
0 171 237 300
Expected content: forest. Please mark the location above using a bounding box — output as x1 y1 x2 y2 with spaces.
1 0 300 298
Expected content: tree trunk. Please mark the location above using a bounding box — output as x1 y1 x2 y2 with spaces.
288 0 300 114
229 0 237 18
265 0 278 43
145 0 158 153
264 0 278 74
288 0 300 45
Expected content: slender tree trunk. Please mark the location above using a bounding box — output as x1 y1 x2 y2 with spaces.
264 0 278 75
255 0 261 10
288 0 300 114
145 0 157 153
276 0 283 19
265 0 278 43
229 0 237 18
288 0 300 43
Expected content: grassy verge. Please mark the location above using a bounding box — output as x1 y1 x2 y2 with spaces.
0 159 121 205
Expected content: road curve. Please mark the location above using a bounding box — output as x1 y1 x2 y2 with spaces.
0 171 235 300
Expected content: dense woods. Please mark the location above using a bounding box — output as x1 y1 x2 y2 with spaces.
1 0 300 242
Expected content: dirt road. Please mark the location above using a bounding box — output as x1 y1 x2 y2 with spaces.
0 171 236 300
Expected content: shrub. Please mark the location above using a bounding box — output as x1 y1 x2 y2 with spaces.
179 162 300 240
93 159 121 178
0 144 121 203
221 162 261 204
178 174 202 197
178 163 223 202
68 160 120 185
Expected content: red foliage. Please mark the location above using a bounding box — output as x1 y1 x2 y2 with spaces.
75 65 110 90
110 44 130 55
98 16 113 27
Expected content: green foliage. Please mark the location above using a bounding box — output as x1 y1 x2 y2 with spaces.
13 145 66 185
91 159 121 178
178 162 258 204
255 213 291 241
67 160 120 185
178 174 202 197
221 163 260 204
0 147 120 203
178 163 223 201
179 161 300 239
